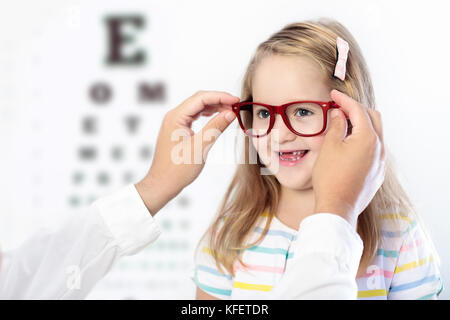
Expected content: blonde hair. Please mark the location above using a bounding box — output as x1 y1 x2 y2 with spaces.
197 18 433 278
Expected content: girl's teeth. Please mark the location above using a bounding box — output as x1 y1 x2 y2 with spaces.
279 150 308 161
280 155 302 160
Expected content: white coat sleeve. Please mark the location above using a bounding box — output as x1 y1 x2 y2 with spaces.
268 213 364 299
0 184 161 299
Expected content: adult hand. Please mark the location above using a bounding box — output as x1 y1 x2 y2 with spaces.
135 90 239 216
312 89 386 229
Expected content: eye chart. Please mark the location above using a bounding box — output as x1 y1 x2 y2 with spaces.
0 1 239 299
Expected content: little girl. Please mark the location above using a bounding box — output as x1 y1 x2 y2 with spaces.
191 18 443 300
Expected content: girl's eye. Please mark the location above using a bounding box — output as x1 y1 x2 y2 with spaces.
295 108 313 117
256 109 270 119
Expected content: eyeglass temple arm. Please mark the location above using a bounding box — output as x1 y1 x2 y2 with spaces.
330 101 340 109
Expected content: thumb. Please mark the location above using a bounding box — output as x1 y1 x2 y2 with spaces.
197 111 236 158
325 109 347 143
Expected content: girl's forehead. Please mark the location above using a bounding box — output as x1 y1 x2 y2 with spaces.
252 55 330 104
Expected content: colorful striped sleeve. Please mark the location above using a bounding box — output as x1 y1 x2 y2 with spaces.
191 232 233 299
388 220 444 299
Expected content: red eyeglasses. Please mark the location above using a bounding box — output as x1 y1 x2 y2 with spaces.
231 100 342 138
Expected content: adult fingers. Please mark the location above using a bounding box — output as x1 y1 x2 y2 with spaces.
179 91 240 117
203 103 234 109
323 108 348 144
200 105 233 115
192 105 233 120
366 109 384 145
196 110 236 158
366 108 386 161
330 89 375 137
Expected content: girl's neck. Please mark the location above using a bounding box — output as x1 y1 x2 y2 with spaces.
275 185 315 231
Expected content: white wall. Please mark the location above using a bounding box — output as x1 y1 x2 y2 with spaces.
0 0 448 299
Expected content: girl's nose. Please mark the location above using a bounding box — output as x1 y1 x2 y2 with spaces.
271 114 297 143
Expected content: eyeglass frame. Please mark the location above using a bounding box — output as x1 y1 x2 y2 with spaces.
231 100 342 138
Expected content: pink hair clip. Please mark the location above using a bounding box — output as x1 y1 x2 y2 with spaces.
334 36 349 81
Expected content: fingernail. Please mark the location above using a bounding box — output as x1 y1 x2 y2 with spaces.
331 89 341 95
225 111 236 122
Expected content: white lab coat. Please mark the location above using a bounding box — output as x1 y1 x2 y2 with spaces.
0 184 363 299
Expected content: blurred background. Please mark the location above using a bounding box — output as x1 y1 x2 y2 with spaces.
0 0 449 299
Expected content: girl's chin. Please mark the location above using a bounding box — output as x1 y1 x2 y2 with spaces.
276 173 312 190
260 163 312 189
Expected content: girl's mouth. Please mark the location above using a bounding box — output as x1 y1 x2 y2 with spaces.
277 150 309 166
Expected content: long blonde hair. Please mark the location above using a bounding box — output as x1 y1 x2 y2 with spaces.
197 18 429 277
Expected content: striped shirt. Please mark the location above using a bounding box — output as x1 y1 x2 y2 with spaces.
191 212 443 299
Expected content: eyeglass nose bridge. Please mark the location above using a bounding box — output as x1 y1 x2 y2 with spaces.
265 107 291 136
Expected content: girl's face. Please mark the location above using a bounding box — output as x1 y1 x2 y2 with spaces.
251 54 332 190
